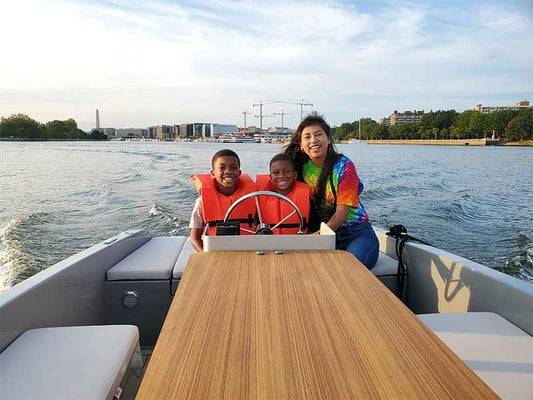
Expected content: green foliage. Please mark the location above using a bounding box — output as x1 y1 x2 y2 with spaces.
89 129 108 140
330 107 531 142
332 118 382 140
0 114 44 139
505 108 533 141
0 114 107 140
44 119 87 139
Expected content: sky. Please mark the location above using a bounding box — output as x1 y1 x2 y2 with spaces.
0 0 531 131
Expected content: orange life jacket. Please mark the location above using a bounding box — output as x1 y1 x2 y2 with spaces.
255 175 310 234
191 174 257 236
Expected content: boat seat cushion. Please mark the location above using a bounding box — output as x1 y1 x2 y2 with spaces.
371 252 398 276
418 312 533 400
107 237 186 280
173 237 195 279
0 325 140 400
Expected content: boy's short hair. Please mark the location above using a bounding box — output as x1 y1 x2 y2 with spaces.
269 153 295 170
212 149 240 168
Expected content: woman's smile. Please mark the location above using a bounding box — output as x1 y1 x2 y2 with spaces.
301 124 331 165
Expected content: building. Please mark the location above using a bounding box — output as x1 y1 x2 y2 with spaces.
471 100 530 114
115 128 148 139
147 126 157 139
156 125 174 140
211 124 239 136
102 128 116 138
379 117 391 127
379 110 424 127
176 124 193 138
268 127 293 135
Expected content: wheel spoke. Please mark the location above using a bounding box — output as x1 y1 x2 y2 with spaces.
271 211 296 231
255 197 264 225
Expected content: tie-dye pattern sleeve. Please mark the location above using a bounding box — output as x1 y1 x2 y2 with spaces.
335 158 359 207
332 156 368 225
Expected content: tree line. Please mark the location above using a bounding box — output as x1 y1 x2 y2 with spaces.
0 114 107 140
332 108 532 142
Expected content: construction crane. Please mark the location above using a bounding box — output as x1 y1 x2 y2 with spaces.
242 109 251 130
252 99 312 129
254 114 275 131
253 100 279 130
296 99 313 120
269 99 313 121
273 109 291 129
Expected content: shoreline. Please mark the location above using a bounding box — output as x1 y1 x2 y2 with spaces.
2 138 532 146
364 139 533 147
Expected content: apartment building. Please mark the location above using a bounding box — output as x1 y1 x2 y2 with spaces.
471 100 530 114
156 125 174 140
379 110 424 126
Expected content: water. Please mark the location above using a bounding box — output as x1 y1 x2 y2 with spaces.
1 141 532 292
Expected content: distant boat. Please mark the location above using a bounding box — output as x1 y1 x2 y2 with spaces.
218 134 257 143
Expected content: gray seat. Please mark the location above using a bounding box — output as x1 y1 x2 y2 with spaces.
107 237 186 280
418 312 533 400
173 237 195 280
371 252 398 276
172 237 195 294
371 252 399 293
0 325 141 400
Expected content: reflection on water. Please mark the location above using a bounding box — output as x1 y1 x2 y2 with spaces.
0 141 532 292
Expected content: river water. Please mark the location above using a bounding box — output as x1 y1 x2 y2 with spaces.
1 141 532 292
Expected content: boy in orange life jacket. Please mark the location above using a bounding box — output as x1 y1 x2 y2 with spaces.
189 149 257 251
255 153 311 234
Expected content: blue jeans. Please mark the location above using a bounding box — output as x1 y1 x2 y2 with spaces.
336 221 379 270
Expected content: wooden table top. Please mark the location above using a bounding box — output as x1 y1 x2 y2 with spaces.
136 250 497 399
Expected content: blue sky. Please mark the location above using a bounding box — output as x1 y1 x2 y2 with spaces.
0 0 531 130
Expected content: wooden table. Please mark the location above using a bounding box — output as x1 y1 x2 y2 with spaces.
136 251 497 399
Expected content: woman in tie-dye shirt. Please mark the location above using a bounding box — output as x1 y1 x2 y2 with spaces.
284 113 379 270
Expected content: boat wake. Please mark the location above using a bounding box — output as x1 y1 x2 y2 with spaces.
148 203 189 236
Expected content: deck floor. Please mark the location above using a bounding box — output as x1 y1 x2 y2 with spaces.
121 348 152 399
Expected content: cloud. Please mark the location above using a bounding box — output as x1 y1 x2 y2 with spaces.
0 0 531 129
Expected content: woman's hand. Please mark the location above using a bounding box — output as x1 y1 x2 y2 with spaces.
326 204 351 231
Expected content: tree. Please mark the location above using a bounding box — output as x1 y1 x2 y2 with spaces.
89 129 108 140
485 110 518 138
389 123 418 139
332 122 355 140
369 124 388 139
505 108 533 141
0 114 44 139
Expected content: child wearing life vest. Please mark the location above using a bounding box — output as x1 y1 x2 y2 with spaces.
189 149 257 251
255 153 311 234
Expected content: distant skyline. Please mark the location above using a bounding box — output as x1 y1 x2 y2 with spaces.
1 0 531 131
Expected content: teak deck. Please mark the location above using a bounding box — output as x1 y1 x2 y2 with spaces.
136 250 498 399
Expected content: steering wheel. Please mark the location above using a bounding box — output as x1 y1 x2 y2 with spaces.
223 191 305 235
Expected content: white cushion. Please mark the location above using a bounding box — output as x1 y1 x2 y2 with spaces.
173 237 195 279
0 325 140 400
371 252 398 276
418 312 533 400
107 237 186 280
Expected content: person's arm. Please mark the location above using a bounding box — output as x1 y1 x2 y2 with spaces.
189 197 204 252
325 158 359 232
326 204 351 231
190 228 204 252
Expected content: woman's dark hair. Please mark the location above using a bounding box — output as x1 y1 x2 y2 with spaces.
283 112 342 207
